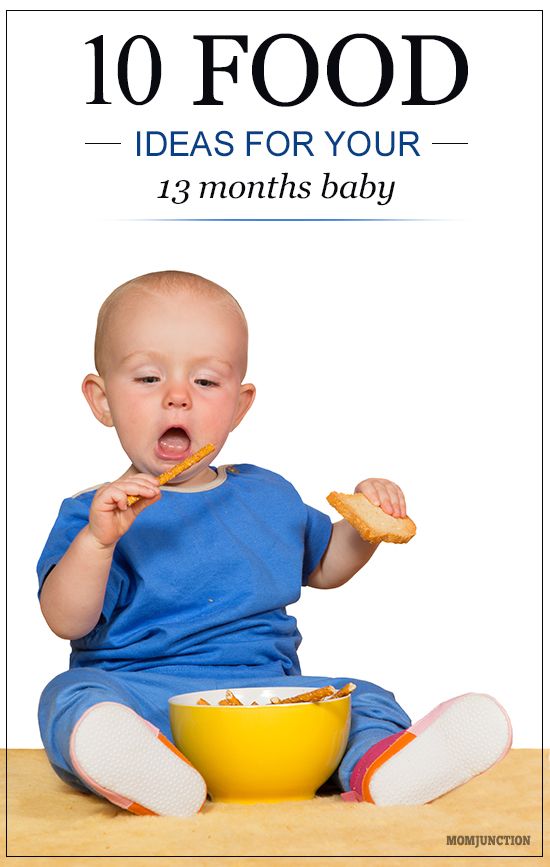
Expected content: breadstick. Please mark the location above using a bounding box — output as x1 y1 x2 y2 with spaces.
326 682 356 700
127 443 215 505
218 690 243 706
270 685 337 705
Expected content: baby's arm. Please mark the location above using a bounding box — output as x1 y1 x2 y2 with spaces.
307 478 406 590
39 475 160 640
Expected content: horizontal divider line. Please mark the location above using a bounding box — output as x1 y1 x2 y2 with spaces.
123 217 448 222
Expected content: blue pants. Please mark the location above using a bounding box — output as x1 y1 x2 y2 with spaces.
38 667 411 795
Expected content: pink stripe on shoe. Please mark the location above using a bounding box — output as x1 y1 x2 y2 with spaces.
342 731 407 801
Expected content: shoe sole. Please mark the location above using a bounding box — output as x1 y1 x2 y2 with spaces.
366 693 512 805
70 701 207 817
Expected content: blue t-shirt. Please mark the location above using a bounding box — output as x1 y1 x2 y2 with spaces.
37 464 333 676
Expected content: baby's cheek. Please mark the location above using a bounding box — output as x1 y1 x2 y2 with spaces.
211 396 239 434
113 411 141 437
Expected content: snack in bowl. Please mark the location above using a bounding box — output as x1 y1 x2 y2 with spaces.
169 685 352 803
327 491 416 544
195 682 356 706
218 689 243 706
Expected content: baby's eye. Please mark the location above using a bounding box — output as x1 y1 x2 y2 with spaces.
195 378 218 388
136 376 160 384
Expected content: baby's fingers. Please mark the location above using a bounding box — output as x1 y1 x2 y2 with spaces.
104 484 132 512
357 479 382 507
130 473 161 488
131 490 162 516
373 481 404 517
122 481 160 509
356 479 406 517
396 487 407 518
372 480 396 515
97 480 159 511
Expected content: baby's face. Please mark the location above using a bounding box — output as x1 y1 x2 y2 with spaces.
91 290 254 484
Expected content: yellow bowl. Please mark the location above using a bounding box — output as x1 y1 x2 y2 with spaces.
169 686 351 803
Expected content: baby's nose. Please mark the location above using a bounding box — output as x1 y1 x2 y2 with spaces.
164 386 191 408
167 397 189 407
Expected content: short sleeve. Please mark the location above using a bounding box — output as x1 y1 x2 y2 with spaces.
37 494 124 624
302 503 333 585
37 496 90 595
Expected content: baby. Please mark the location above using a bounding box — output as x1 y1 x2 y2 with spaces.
38 270 512 817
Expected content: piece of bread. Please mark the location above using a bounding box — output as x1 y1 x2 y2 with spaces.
326 492 416 544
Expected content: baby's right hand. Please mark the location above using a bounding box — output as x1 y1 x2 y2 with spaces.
88 474 161 548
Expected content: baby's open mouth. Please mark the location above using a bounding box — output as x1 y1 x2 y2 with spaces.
156 427 191 461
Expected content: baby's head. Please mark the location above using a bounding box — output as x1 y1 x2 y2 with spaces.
83 270 255 484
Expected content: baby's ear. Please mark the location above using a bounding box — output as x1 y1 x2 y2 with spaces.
231 382 256 431
82 374 114 427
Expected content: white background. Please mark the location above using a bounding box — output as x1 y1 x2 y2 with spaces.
5 6 543 747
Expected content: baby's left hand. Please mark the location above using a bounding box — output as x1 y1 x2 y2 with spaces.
355 478 407 518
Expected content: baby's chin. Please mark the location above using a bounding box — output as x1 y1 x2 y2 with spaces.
125 452 168 477
126 461 158 480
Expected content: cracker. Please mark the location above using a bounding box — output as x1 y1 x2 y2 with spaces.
327 492 416 544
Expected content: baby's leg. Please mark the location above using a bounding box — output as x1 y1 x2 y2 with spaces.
38 668 206 817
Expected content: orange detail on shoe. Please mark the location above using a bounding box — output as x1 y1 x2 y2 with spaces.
361 730 416 803
127 802 157 816
157 731 194 767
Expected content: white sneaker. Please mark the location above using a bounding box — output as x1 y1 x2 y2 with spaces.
70 701 207 817
343 693 512 806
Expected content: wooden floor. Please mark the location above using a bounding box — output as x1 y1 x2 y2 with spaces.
3 749 546 865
